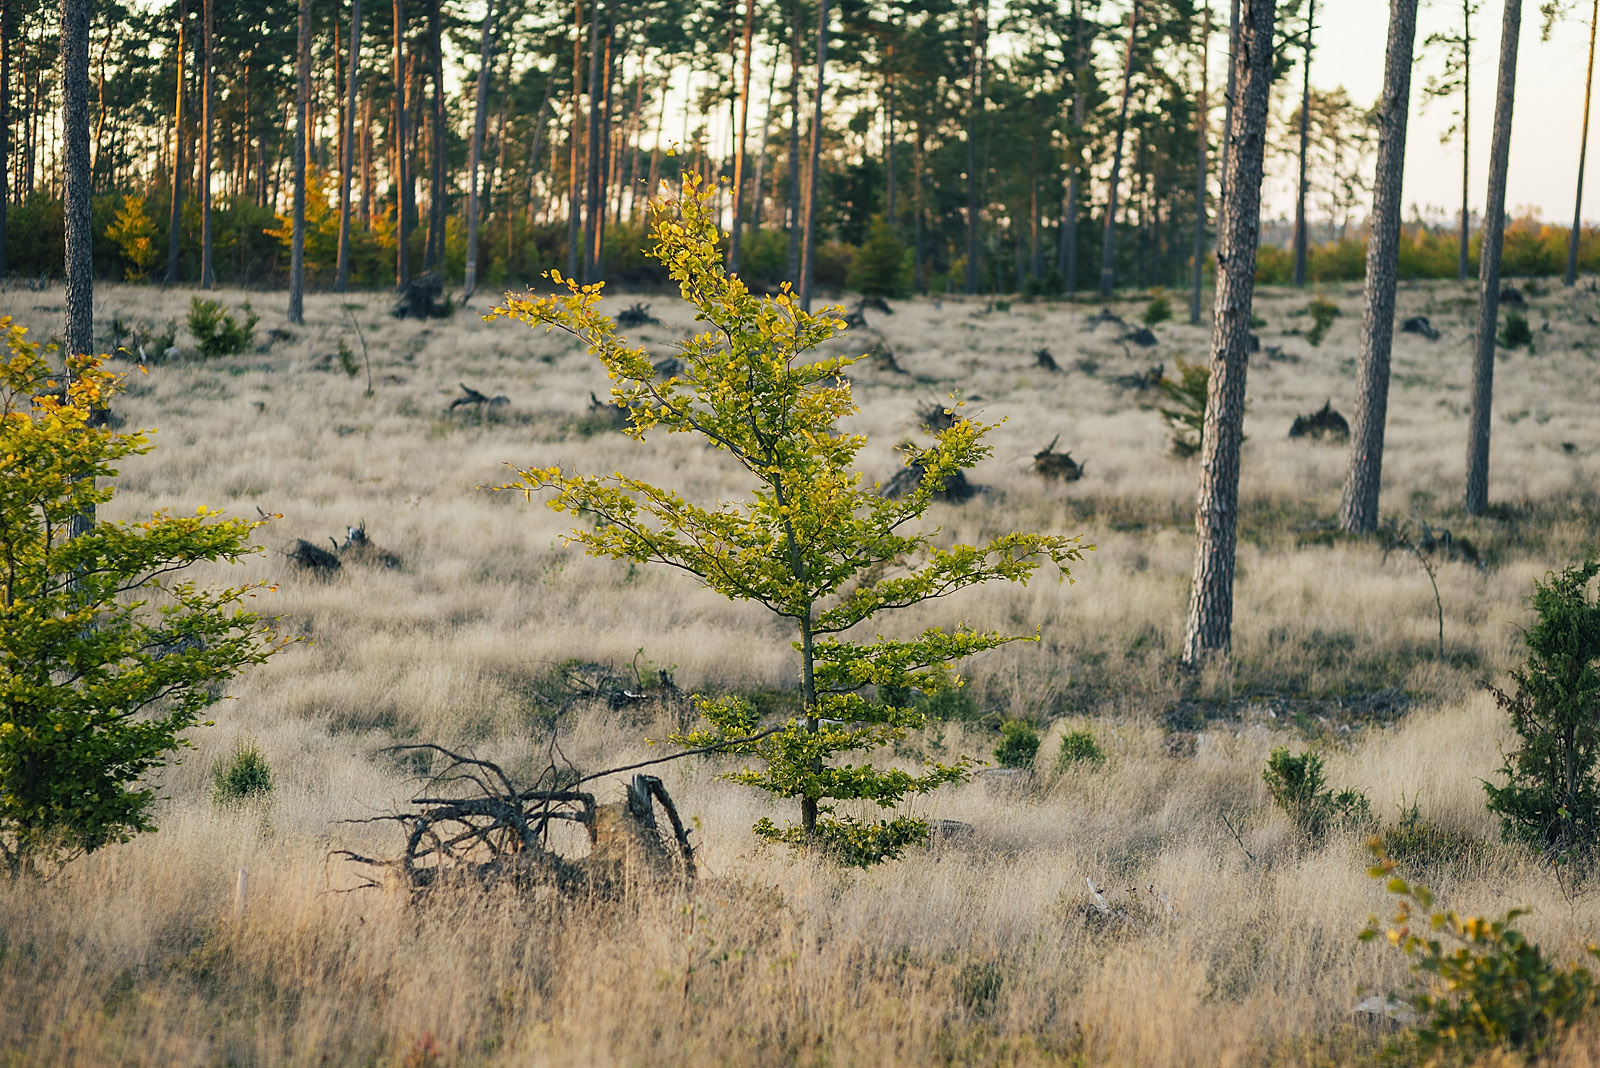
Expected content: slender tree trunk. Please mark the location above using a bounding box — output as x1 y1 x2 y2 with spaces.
0 0 10 276
1100 1 1139 298
885 42 896 227
567 0 582 279
1180 0 1277 668
462 0 495 301
1191 2 1211 325
360 91 373 227
424 0 445 272
593 23 613 276
393 0 410 285
582 0 604 281
1465 0 1522 517
165 0 186 284
751 53 777 230
1566 0 1597 287
336 0 362 291
199 0 215 288
1220 0 1240 202
289 0 309 324
1459 0 1472 281
1339 0 1419 535
786 0 802 280
964 1 985 295
729 0 755 272
62 0 91 357
1291 0 1313 287
1060 0 1085 289
799 0 829 311
914 117 926 290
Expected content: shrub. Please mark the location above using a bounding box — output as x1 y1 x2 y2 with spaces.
1262 748 1372 839
106 194 161 280
212 739 274 806
490 178 1087 863
918 687 980 721
1306 295 1339 346
1142 289 1172 325
847 216 912 298
1158 358 1210 458
0 320 282 875
1057 729 1106 770
1362 841 1600 1061
187 297 259 358
1498 311 1533 350
994 720 1041 769
1484 559 1600 855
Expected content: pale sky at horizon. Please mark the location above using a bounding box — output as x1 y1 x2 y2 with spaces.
1267 0 1597 226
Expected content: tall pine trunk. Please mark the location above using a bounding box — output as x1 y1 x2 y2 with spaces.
1339 0 1420 535
786 0 802 280
1179 0 1277 667
289 0 309 325
1059 0 1085 290
1464 0 1522 516
462 0 495 302
392 0 410 286
728 0 754 272
165 0 186 284
799 0 829 312
567 0 582 279
884 42 896 226
1099 1 1139 298
336 0 362 292
1459 0 1473 281
1190 2 1210 325
1220 0 1239 201
1566 0 1597 287
200 0 215 289
63 0 92 358
582 0 604 281
424 0 445 273
1291 0 1313 288
1 0 10 276
964 2 985 295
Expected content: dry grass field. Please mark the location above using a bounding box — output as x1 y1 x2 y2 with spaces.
2 273 1599 1066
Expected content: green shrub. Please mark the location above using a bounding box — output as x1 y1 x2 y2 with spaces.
1057 729 1106 770
1263 748 1372 839
808 815 929 867
847 216 912 298
1362 841 1600 1061
1142 289 1172 325
918 687 980 721
1306 295 1340 346
1484 559 1600 855
211 739 274 806
1499 311 1534 350
993 299 1011 312
187 297 259 358
1158 358 1210 459
994 720 1041 769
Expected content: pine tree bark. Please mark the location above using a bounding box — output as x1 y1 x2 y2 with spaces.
1567 0 1597 287
1465 0 1522 516
799 0 829 312
62 0 92 358
392 0 410 286
1339 0 1420 535
1180 0 1277 668
567 0 582 279
1291 0 1313 288
165 0 186 284
336 0 362 292
1459 0 1472 281
884 43 896 227
1190 2 1211 325
424 0 445 273
463 0 495 302
786 0 802 281
582 0 604 281
200 0 215 289
1 0 10 276
289 0 309 325
728 0 755 272
1099 1 1139 298
963 0 984 295
1220 0 1239 202
1060 0 1085 290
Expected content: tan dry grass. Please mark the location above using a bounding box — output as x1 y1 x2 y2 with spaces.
2 277 1599 1065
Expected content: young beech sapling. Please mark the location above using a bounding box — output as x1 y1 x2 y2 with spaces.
0 320 284 875
490 179 1087 864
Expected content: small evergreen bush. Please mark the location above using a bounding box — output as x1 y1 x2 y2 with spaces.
1158 359 1210 458
1142 289 1172 325
1484 559 1600 855
187 297 259 358
1057 729 1106 770
846 216 912 298
994 720 1041 769
212 739 274 806
1499 311 1534 350
1306 295 1340 346
1263 748 1372 839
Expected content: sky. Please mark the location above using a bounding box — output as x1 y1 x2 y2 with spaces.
1273 0 1598 226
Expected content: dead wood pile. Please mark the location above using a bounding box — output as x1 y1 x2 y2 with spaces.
1288 400 1350 442
1032 436 1086 481
616 302 662 327
393 274 451 320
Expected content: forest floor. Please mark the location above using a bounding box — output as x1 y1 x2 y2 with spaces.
2 275 1599 1066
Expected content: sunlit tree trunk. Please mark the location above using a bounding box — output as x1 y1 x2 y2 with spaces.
463 0 495 301
424 0 445 273
729 0 754 272
1339 0 1420 535
582 0 604 281
964 0 985 295
392 0 410 286
0 0 10 276
1465 0 1522 516
200 0 215 289
1459 0 1473 281
567 0 582 279
1059 0 1086 291
1566 0 1597 287
1180 0 1277 667
1291 0 1313 287
165 0 186 284
336 0 362 292
1190 2 1210 325
786 0 802 280
1099 1 1139 297
63 0 91 358
799 0 829 311
289 0 309 324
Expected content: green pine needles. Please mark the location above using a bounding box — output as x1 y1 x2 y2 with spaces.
491 178 1087 865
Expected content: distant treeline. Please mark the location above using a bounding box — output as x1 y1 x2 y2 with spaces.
6 183 1598 295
